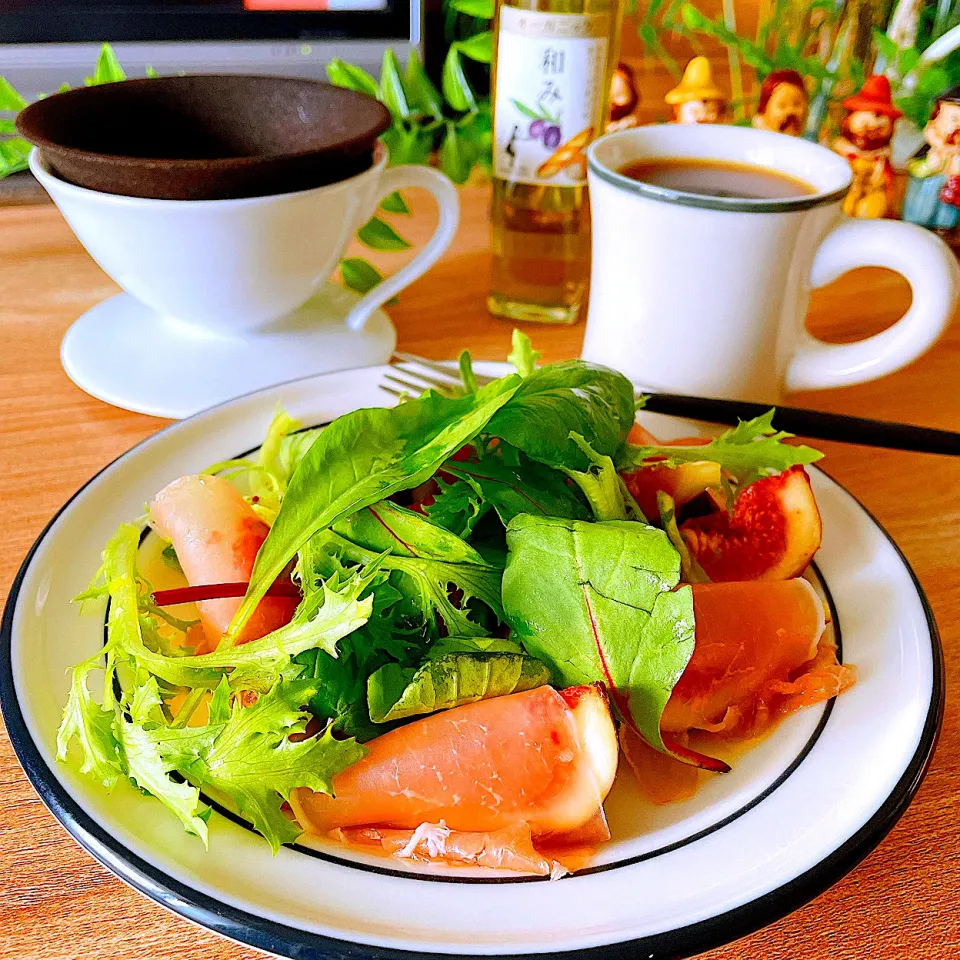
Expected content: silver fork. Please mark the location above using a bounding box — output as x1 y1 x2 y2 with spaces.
380 352 494 399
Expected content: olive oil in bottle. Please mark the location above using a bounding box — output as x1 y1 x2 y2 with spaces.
488 0 622 324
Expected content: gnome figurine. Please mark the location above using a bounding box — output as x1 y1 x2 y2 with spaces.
903 85 960 233
665 57 727 125
607 62 640 132
752 69 809 136
832 74 901 218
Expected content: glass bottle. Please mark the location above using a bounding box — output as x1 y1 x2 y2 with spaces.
488 0 623 324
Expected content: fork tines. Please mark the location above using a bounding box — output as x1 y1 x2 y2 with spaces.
383 352 476 399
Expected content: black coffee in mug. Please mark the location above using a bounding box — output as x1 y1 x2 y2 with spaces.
618 157 816 200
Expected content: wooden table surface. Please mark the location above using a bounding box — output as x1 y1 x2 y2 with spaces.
1 186 958 960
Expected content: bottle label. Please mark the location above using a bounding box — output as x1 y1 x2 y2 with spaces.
493 6 609 187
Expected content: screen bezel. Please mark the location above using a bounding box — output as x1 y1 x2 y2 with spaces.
0 1 413 44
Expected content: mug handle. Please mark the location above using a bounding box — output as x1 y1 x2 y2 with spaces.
785 218 959 392
345 165 460 332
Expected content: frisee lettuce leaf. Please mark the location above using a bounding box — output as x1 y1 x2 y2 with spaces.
62 523 376 695
205 407 324 523
131 675 365 852
617 409 823 488
310 528 502 638
176 677 365 853
228 376 522 641
56 659 123 790
367 651 551 723
501 516 695 754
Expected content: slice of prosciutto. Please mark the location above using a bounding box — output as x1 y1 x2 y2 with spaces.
291 684 619 843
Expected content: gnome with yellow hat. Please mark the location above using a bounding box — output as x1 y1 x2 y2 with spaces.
665 57 727 125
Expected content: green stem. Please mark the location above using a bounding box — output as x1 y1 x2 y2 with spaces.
169 686 206 729
722 0 745 123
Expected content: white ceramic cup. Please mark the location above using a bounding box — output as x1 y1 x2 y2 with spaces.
583 124 960 401
30 144 459 335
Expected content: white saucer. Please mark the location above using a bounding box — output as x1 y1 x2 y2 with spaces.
61 282 396 419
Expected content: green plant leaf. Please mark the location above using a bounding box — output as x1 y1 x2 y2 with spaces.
0 76 27 111
0 137 31 177
367 651 551 723
449 0 495 17
56 660 123 790
326 58 380 97
502 515 695 754
380 190 410 214
405 51 444 120
656 491 709 583
357 215 413 251
340 257 385 295
227 376 522 639
441 46 477 113
381 122 434 166
459 349 479 394
116 709 210 844
150 676 367 852
456 31 494 63
438 121 474 184
86 43 127 85
379 49 411 119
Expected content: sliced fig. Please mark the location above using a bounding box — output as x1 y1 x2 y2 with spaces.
680 466 822 581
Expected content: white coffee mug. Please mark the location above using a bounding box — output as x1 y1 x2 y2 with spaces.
30 144 458 335
583 124 959 401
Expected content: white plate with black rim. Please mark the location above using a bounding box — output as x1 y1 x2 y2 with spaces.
0 363 943 959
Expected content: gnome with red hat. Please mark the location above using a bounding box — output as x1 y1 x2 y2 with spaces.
832 74 902 218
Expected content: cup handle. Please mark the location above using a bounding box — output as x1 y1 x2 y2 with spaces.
785 217 959 392
345 165 460 332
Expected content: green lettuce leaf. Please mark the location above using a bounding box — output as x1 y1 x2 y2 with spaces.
501 516 695 753
486 361 636 471
367 651 551 723
507 329 540 377
115 705 211 844
422 475 489 538
617 409 823 487
56 659 123 790
657 491 709 584
310 528 502 638
205 407 323 523
67 522 375 694
334 499 488 564
426 635 525 658
434 450 589 530
560 434 626 521
228 376 522 640
294 553 415 740
134 675 365 852
184 677 365 853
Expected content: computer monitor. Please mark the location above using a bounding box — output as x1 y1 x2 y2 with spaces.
0 0 421 99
